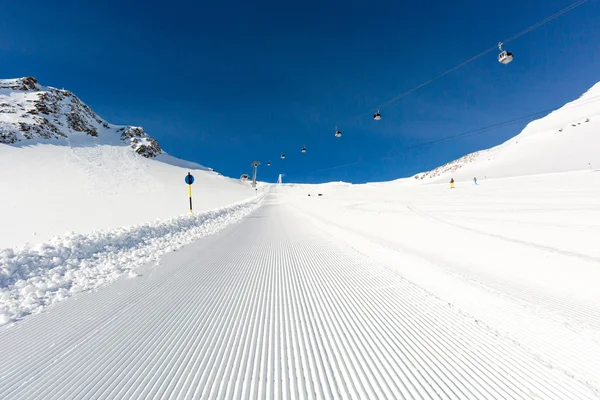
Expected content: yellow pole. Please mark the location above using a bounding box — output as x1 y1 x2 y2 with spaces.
188 184 193 212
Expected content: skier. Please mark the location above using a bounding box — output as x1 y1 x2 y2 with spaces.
473 177 478 185
450 178 455 189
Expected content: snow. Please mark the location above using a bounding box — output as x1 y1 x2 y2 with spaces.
0 195 263 325
0 77 256 248
280 169 600 395
0 143 256 247
1 79 600 398
154 153 210 171
1 175 599 398
0 76 264 325
0 311 10 325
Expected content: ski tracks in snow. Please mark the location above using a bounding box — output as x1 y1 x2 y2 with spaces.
1 195 598 399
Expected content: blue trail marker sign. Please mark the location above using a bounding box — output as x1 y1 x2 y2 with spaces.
185 173 195 185
185 173 194 212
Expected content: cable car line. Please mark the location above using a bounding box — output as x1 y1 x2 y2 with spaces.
262 0 590 176
341 0 591 126
349 44 499 124
500 0 590 44
306 112 552 174
293 96 598 177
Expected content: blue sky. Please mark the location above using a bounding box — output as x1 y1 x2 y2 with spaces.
1 0 598 183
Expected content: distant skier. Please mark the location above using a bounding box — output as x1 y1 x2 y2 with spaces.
473 177 478 185
450 178 455 189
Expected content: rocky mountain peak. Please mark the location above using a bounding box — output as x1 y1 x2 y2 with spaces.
0 77 162 157
0 76 41 91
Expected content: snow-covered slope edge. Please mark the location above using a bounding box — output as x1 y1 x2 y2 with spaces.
414 81 600 182
0 195 264 326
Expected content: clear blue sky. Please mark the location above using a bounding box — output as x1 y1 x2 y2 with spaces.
1 0 598 183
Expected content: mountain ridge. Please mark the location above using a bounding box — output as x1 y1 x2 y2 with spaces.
0 76 161 157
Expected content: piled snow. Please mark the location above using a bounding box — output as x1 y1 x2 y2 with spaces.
0 195 263 325
415 82 600 182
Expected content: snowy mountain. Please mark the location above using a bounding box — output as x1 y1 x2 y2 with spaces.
0 77 161 157
415 81 600 182
0 77 255 248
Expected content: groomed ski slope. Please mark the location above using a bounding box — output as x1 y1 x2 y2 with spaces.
1 171 600 399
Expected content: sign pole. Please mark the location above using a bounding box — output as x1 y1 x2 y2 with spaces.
185 172 195 213
188 181 193 213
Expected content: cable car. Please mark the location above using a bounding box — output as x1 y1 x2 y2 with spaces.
301 145 306 153
280 153 286 159
267 161 271 166
497 42 513 65
373 110 381 121
335 126 342 138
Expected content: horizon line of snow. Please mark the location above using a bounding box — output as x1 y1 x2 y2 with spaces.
0 194 265 326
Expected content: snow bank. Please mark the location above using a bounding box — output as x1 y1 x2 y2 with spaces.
0 195 264 325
